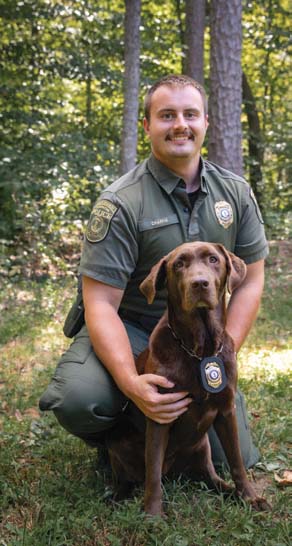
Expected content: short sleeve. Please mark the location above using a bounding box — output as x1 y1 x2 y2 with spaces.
234 185 269 264
78 193 139 288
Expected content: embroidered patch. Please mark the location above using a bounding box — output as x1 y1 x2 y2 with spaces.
214 201 234 229
86 199 118 243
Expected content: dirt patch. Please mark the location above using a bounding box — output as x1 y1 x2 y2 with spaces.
250 473 273 496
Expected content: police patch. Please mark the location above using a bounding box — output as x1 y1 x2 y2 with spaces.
86 199 118 243
214 201 233 229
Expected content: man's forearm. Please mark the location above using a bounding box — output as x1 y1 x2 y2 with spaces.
225 260 265 352
85 302 139 396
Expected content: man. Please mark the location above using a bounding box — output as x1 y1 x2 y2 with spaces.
40 75 268 467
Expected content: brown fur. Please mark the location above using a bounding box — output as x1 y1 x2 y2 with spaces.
107 242 270 515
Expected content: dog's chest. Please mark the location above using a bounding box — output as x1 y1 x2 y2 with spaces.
156 350 204 394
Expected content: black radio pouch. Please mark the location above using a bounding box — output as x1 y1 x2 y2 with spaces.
63 276 85 338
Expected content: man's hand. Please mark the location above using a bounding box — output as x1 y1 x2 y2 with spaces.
126 373 193 424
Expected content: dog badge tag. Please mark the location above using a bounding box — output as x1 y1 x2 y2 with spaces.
199 356 227 393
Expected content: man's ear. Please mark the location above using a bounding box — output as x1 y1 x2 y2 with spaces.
143 117 150 136
139 257 168 304
217 245 247 293
205 114 209 129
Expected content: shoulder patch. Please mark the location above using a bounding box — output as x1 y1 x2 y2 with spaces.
86 199 119 243
214 201 234 229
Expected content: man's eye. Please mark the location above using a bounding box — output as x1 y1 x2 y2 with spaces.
209 255 218 263
162 113 174 120
185 111 199 119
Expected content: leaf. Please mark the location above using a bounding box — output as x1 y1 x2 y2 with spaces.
274 470 292 487
24 407 41 419
14 409 23 421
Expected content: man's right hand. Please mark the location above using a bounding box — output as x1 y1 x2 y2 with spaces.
125 373 193 424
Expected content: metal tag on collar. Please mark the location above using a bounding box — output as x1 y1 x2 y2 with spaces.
199 356 227 393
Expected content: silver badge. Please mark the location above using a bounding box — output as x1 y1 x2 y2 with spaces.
214 201 233 229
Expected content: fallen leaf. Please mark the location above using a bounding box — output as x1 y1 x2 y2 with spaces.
24 407 41 419
14 409 23 421
274 470 292 487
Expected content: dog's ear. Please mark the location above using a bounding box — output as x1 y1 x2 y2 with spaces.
139 257 168 304
217 245 247 293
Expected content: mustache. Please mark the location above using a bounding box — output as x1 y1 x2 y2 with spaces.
165 130 194 141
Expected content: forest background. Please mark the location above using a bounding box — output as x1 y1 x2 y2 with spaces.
0 0 291 281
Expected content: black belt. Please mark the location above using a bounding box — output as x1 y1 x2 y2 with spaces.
119 309 159 334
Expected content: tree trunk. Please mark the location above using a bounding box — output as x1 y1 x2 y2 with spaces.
184 0 205 83
242 71 264 208
85 50 92 125
120 0 141 176
208 0 243 176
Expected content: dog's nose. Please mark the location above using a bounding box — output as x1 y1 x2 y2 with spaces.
192 278 209 289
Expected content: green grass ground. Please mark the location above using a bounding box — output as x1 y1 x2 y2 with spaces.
0 241 291 546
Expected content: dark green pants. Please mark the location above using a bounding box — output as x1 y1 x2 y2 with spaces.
39 321 259 468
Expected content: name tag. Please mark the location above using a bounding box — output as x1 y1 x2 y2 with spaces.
138 214 179 232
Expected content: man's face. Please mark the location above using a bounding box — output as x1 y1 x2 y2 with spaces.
143 85 208 168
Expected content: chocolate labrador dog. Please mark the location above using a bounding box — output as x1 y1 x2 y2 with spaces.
107 242 269 515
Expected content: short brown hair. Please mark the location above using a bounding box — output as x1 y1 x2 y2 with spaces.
144 74 208 121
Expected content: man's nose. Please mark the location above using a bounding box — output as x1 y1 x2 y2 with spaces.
173 113 187 130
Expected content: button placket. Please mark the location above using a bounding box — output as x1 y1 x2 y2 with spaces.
188 193 207 241
170 187 191 242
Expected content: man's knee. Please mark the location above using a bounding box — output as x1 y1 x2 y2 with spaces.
39 326 128 439
52 379 128 438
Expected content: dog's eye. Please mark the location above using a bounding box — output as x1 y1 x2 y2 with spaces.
174 259 184 270
209 255 218 263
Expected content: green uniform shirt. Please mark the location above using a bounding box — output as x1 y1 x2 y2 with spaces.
79 154 268 319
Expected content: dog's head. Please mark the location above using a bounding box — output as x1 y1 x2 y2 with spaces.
140 242 246 312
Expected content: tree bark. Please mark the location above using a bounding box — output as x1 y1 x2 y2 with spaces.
120 0 141 176
242 71 264 208
208 0 243 176
184 0 205 84
85 50 92 125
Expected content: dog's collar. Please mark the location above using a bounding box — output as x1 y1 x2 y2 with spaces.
167 322 223 360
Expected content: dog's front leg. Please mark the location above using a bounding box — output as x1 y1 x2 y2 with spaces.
144 418 170 516
213 411 270 510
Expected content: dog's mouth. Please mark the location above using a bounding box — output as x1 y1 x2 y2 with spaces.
183 285 218 311
182 295 217 312
195 300 212 308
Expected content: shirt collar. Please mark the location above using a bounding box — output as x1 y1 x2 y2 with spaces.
147 154 208 195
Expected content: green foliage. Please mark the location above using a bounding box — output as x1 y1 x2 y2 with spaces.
0 0 290 278
242 0 291 238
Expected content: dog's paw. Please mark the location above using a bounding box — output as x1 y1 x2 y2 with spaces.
144 498 165 517
237 490 271 511
249 496 272 512
235 482 272 511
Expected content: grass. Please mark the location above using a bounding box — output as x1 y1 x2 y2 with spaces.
0 241 291 546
